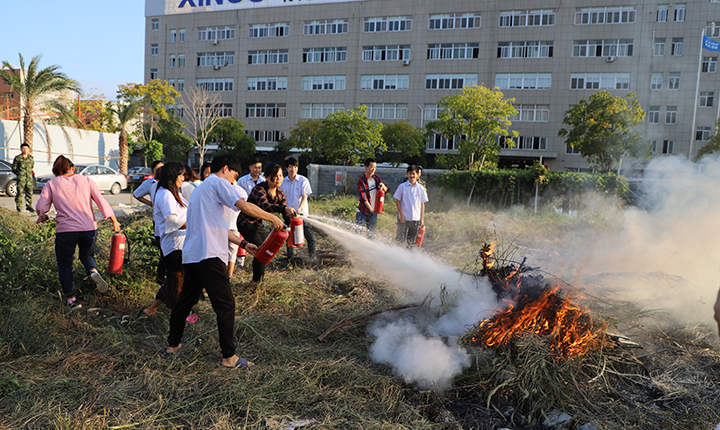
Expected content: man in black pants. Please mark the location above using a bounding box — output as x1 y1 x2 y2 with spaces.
164 153 283 368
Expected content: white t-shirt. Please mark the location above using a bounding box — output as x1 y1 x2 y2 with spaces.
393 181 428 222
367 177 377 210
237 173 266 196
182 174 244 265
227 183 248 231
154 188 188 256
181 180 201 202
133 178 157 201
281 174 312 216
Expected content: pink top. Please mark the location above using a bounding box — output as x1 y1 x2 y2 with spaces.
36 174 115 233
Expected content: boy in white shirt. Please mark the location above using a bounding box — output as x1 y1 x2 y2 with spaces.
393 165 428 248
281 157 317 267
164 153 284 369
237 157 266 196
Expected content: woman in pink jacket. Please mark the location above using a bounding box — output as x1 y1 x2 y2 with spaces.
36 155 121 309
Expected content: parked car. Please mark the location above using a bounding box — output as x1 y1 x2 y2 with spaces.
0 159 36 198
35 164 127 194
127 167 153 187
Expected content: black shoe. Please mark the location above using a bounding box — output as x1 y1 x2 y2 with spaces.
26 208 34 213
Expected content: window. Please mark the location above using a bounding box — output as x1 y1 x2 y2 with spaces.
669 72 680 90
650 140 657 154
499 10 556 27
651 73 663 89
170 30 176 43
654 38 666 56
429 12 481 29
427 134 462 150
303 47 347 63
248 50 289 65
177 80 184 92
511 104 550 122
364 103 408 120
707 23 720 38
700 91 715 107
169 55 176 68
169 79 175 88
249 22 289 38
178 54 185 67
197 78 234 92
675 4 686 21
423 104 442 121
671 38 683 56
648 106 660 123
246 103 286 118
151 44 158 56
151 19 159 30
703 56 717 72
662 140 674 154
666 106 677 124
575 6 636 24
427 43 479 60
570 73 631 90
197 52 235 67
360 75 409 90
247 77 288 91
697 127 712 141
246 130 285 142
198 26 236 41
572 39 634 57
495 73 552 89
566 144 581 154
657 5 669 22
425 74 478 89
300 103 344 119
179 29 185 42
301 76 346 90
515 136 548 150
304 19 349 35
150 69 158 80
206 103 233 117
362 45 411 62
364 16 412 32
498 41 553 58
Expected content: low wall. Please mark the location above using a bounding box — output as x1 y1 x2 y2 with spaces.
307 164 447 199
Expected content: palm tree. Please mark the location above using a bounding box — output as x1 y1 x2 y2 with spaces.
110 100 142 174
0 54 81 155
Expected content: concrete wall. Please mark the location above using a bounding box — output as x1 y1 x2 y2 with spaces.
307 164 446 198
0 119 120 176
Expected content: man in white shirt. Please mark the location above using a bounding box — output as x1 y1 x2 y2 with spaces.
393 165 429 248
237 157 266 196
281 157 317 267
165 153 284 369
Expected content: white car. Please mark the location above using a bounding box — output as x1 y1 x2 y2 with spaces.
36 164 128 195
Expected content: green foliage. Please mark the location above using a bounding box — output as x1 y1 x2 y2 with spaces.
117 80 181 144
153 115 193 162
695 118 720 161
317 106 385 165
286 119 324 164
426 84 517 170
379 121 425 166
131 140 164 166
208 117 257 162
558 91 650 173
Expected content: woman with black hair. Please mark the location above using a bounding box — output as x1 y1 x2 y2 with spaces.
181 164 202 201
237 163 296 283
143 161 188 316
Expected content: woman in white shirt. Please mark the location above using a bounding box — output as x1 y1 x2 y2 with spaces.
181 164 202 201
143 162 188 316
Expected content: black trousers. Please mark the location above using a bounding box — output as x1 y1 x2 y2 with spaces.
237 222 267 282
396 221 420 248
154 249 184 309
168 258 236 358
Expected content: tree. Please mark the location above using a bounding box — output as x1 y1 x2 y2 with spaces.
153 115 194 162
47 89 117 133
558 91 649 173
426 84 517 170
109 100 142 173
117 80 180 144
208 117 256 162
286 119 324 163
694 118 720 161
0 54 82 155
316 105 385 165
181 85 224 165
379 121 425 167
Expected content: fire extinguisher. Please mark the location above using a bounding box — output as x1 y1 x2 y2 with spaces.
415 225 426 247
236 232 246 266
288 216 305 247
374 187 385 214
108 232 126 274
254 228 289 264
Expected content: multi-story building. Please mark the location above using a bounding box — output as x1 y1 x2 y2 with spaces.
145 0 720 172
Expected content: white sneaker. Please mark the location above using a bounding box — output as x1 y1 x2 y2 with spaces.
90 271 109 293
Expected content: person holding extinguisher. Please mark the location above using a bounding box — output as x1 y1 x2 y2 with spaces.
237 163 296 283
393 165 428 248
35 155 121 309
356 158 388 239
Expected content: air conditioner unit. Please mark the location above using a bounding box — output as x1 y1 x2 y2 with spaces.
212 39 218 45
606 56 615 62
402 59 411 66
213 65 221 70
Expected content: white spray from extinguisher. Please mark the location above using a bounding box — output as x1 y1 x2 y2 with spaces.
305 216 500 390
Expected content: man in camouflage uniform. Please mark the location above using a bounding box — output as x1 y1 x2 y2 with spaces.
12 143 34 213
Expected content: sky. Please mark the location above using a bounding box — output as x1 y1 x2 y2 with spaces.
1 1 146 100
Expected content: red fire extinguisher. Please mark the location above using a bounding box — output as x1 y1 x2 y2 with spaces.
237 232 247 258
108 232 126 274
415 225 426 247
288 216 305 247
255 228 289 264
374 187 385 214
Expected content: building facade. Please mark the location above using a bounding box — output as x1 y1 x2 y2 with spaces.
145 0 720 172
